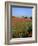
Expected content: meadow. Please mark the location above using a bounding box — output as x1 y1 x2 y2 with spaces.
11 16 32 38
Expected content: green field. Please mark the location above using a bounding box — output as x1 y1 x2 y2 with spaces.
11 21 32 38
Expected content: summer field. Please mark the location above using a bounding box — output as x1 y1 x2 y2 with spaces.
11 16 32 38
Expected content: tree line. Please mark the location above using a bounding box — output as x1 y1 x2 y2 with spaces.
22 16 32 19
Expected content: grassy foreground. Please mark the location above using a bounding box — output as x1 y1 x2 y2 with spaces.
11 21 32 38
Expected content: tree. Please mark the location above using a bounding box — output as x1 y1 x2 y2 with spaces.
30 16 32 19
24 16 27 19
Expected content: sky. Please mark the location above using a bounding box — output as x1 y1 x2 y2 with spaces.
12 6 32 17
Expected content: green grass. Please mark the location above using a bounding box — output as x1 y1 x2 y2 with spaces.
11 21 32 38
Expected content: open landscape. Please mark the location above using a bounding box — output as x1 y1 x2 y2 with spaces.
11 16 32 38
11 7 32 38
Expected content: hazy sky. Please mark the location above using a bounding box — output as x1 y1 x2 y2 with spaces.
12 6 32 17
